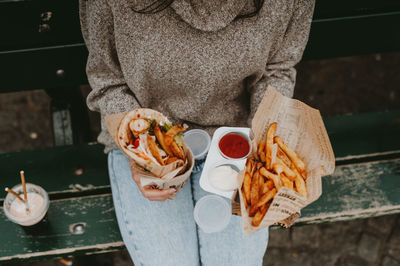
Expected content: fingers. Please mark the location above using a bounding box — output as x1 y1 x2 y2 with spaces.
129 160 176 201
129 160 142 184
142 186 177 202
131 169 141 184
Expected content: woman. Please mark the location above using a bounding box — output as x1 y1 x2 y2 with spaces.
79 0 314 265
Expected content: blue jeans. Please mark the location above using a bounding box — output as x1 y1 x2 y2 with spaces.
108 149 269 266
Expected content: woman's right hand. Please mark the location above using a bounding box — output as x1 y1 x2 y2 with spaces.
130 161 176 201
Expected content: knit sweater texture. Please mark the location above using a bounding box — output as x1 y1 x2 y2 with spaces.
79 0 315 153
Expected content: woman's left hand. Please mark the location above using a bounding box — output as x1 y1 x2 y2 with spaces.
129 160 176 201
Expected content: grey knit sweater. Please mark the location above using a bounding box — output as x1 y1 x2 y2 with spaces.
79 0 314 153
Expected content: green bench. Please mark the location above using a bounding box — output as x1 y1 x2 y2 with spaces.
1 0 400 263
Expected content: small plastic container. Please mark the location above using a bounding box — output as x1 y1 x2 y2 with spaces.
199 127 250 199
3 183 49 226
193 195 232 233
208 162 240 192
183 129 211 161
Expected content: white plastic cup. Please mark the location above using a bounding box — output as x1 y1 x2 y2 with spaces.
3 183 49 227
193 195 232 233
183 129 211 161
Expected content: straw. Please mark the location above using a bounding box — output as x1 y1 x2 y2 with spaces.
20 170 30 213
20 171 27 200
5 187 26 203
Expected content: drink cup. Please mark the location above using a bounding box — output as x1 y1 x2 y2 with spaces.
3 183 50 228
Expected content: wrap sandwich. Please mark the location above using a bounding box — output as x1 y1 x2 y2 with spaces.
117 108 189 177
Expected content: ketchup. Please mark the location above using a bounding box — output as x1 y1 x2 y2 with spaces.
218 133 250 159
133 137 140 149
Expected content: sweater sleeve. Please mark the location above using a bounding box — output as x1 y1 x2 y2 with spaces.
79 0 141 152
248 0 314 119
79 0 141 116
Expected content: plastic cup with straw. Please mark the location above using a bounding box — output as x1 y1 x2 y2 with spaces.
3 171 50 227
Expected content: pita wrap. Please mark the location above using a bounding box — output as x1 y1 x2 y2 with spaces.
117 108 188 177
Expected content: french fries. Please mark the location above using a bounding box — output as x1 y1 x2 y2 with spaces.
273 161 296 181
258 141 266 162
154 125 173 156
241 122 308 227
262 180 274 194
243 172 252 204
293 169 307 197
147 134 165 166
249 171 260 217
170 139 185 160
152 124 187 163
277 148 292 168
258 173 265 194
274 136 307 179
265 122 277 169
257 188 276 208
259 167 282 191
252 203 270 226
242 187 249 210
164 125 187 146
245 159 253 174
280 175 294 190
165 156 179 165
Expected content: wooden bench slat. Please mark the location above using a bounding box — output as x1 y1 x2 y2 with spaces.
299 158 400 224
0 143 108 201
324 110 400 159
0 194 123 263
0 44 88 94
1 155 399 262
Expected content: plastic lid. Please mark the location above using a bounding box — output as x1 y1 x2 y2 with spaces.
183 129 211 160
193 195 231 233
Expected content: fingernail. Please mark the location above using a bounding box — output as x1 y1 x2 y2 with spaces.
169 189 177 194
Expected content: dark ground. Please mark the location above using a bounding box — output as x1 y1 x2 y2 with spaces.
0 52 399 265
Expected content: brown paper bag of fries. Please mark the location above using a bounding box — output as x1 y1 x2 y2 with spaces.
238 86 335 234
104 111 194 199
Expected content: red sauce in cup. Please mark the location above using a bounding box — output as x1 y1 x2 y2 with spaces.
218 133 250 159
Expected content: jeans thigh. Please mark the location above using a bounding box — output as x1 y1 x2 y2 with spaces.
108 150 200 266
191 168 269 266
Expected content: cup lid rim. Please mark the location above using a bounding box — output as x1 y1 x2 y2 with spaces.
183 129 211 159
193 195 231 233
